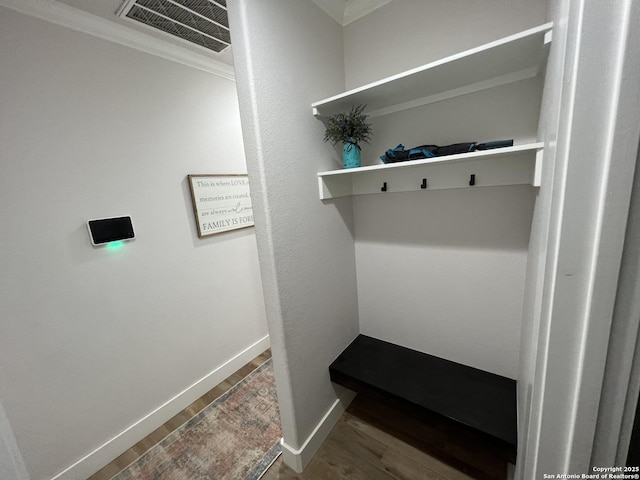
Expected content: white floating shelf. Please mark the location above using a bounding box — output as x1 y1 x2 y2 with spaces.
318 143 544 199
312 23 553 119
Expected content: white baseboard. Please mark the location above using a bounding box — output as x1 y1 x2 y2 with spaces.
51 335 270 480
279 385 356 473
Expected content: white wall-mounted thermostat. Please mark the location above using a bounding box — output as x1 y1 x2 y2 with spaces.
87 216 135 246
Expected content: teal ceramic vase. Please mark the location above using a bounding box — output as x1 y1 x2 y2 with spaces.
343 140 361 169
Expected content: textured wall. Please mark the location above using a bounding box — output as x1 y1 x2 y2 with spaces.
0 8 267 479
354 186 535 378
517 0 640 475
516 0 567 475
228 0 359 462
344 1 546 378
343 0 547 90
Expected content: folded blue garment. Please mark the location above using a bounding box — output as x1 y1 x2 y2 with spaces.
379 140 513 163
380 144 437 164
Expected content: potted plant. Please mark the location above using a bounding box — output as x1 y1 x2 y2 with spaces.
323 104 372 169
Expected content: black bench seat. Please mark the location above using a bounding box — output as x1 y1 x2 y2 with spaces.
329 334 517 449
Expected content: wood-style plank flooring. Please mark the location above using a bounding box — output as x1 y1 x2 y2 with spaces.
88 349 272 480
90 348 481 480
262 406 474 480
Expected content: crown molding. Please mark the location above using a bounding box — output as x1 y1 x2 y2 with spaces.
0 0 235 81
312 0 392 26
311 0 345 25
343 0 391 25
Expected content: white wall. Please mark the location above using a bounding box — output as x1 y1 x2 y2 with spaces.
344 1 546 378
517 0 640 475
343 0 547 90
228 0 360 471
0 7 268 479
593 132 640 465
0 400 29 480
355 186 534 377
516 0 568 473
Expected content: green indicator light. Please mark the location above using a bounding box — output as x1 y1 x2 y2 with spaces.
106 241 125 250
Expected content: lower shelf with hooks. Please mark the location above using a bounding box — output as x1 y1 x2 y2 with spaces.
317 142 544 200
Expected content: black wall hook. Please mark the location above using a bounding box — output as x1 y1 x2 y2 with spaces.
469 174 476 186
381 182 387 192
421 178 428 189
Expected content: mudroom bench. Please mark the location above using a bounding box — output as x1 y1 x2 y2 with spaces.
329 334 518 477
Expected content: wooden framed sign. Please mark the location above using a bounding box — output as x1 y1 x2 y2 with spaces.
188 174 254 237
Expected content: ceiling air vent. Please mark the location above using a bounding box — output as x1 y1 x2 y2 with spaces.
118 0 230 53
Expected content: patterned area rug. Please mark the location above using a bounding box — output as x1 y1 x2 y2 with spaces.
112 359 281 480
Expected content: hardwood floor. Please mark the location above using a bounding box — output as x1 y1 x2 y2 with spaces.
262 405 475 480
345 394 511 479
89 348 489 480
88 349 272 480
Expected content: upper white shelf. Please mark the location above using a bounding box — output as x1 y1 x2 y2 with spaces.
312 22 553 119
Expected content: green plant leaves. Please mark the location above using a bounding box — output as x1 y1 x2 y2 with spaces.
323 104 372 146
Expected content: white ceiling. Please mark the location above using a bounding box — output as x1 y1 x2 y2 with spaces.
54 0 235 64
56 0 123 19
22 0 392 67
